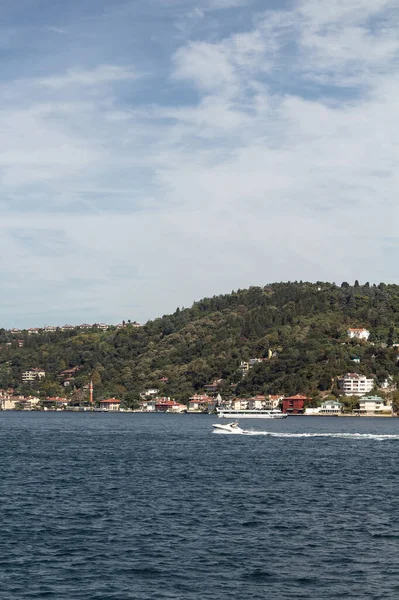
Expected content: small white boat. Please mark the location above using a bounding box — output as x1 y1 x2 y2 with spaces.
213 421 244 434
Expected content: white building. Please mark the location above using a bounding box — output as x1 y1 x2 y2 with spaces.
139 399 157 412
247 396 266 410
265 395 284 409
22 369 46 382
358 396 392 415
319 400 343 414
140 388 160 398
347 328 370 341
232 398 249 410
338 373 374 396
305 400 343 415
0 396 17 410
187 395 214 411
99 398 121 411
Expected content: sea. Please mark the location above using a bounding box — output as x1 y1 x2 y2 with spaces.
1 413 399 600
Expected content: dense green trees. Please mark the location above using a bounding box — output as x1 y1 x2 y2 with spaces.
2 282 399 405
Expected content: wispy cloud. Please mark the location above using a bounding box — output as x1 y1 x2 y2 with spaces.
37 64 136 89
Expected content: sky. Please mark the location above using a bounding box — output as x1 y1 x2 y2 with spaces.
1 0 399 327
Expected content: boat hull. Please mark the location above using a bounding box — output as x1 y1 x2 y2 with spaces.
213 423 244 434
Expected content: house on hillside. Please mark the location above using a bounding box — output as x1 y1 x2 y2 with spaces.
347 328 370 341
140 388 160 399
22 369 46 382
338 373 374 396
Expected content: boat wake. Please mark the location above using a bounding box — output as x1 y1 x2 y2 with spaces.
215 430 399 441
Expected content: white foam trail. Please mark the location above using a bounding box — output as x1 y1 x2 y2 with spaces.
214 430 399 440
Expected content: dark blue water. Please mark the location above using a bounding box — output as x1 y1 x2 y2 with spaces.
1 413 399 599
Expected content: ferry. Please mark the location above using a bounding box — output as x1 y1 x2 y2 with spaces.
216 408 287 419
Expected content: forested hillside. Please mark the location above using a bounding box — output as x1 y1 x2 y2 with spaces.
2 281 399 405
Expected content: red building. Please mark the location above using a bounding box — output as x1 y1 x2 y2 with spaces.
282 394 309 414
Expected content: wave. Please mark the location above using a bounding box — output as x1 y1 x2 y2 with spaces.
215 430 399 440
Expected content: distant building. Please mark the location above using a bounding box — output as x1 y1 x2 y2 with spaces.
22 369 46 382
358 396 391 415
99 398 121 411
139 399 157 412
265 395 284 409
319 400 343 414
0 391 16 410
282 395 308 414
247 395 266 410
154 398 186 413
140 388 160 398
204 380 222 394
232 397 249 410
338 373 374 396
347 328 370 341
42 397 69 409
238 358 266 376
187 395 214 412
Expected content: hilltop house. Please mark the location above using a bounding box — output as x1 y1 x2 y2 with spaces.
347 328 370 341
338 373 374 396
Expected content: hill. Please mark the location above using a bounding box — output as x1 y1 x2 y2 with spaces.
2 281 399 406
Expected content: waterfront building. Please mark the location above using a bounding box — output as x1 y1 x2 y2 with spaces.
282 395 308 414
154 398 186 413
319 400 343 414
99 398 121 411
187 394 214 411
265 395 284 409
139 399 157 412
247 395 266 410
358 396 392 415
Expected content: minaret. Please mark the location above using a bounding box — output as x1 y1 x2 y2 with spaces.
90 379 93 404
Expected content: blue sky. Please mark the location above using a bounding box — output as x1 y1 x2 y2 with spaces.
1 0 399 327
